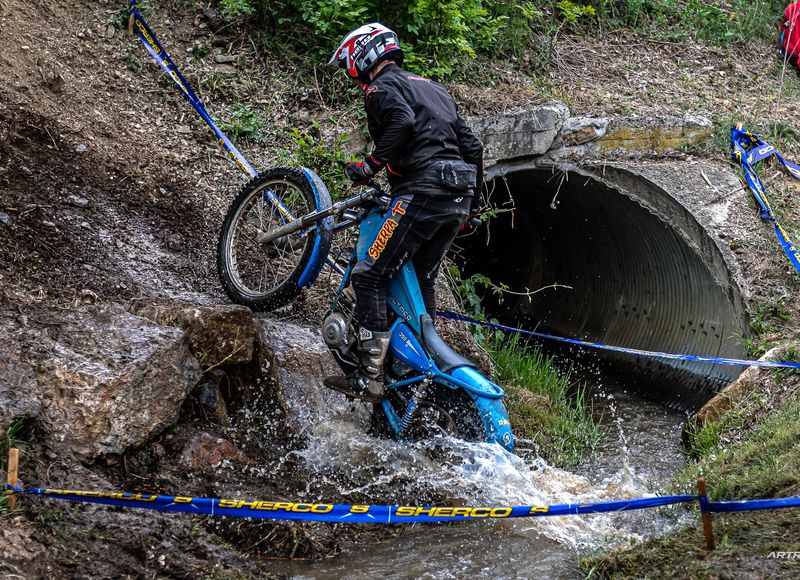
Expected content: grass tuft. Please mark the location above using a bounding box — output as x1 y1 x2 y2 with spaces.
484 332 602 467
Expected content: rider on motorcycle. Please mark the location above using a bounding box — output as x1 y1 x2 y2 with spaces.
324 23 484 403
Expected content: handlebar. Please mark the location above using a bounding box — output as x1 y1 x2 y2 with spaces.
256 183 385 245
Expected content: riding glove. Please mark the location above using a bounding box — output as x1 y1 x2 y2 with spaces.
344 161 374 185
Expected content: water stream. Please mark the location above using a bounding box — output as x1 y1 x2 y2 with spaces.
270 372 690 579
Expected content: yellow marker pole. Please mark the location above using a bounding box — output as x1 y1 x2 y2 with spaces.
697 477 715 551
7 448 19 509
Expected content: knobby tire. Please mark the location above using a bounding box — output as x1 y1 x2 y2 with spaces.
217 167 332 311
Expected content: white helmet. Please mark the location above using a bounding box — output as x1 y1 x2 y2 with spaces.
329 23 403 82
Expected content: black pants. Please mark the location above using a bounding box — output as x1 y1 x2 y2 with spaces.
352 193 471 331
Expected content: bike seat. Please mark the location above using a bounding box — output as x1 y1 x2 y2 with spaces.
420 314 476 373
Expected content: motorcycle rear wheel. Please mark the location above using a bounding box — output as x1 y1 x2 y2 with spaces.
371 385 485 443
217 167 332 311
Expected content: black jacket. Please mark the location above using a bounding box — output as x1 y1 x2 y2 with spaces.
364 63 483 197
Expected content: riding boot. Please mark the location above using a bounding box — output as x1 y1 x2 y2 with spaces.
324 328 391 403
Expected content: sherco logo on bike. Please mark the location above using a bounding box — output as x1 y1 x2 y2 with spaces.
389 296 412 321
368 218 399 259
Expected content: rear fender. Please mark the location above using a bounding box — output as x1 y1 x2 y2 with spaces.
440 367 514 452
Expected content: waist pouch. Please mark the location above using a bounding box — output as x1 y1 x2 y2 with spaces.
409 160 477 193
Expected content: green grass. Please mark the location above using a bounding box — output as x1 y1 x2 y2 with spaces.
484 333 602 467
677 398 800 501
582 378 800 577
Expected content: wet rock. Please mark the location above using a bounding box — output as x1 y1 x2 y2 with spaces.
179 431 253 470
0 323 42 431
28 304 202 459
0 516 47 566
255 319 352 432
127 298 255 368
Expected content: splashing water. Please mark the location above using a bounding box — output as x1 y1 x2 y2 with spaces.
271 378 689 578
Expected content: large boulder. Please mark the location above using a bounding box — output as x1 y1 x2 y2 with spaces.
126 298 255 368
255 318 351 432
28 304 202 459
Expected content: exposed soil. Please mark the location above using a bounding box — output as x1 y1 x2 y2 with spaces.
3 0 800 578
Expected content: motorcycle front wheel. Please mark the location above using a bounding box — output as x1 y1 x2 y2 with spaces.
217 167 332 311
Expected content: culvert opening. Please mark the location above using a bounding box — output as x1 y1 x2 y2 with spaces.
458 167 749 410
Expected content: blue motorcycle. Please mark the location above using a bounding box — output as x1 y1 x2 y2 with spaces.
217 167 514 452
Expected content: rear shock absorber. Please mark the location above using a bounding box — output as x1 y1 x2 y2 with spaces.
399 379 430 436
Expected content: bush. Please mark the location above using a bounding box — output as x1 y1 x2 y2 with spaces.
214 0 780 80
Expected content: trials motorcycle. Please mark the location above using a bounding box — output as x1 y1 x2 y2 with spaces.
216 167 514 452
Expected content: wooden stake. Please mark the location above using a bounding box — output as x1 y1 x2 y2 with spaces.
7 447 19 510
697 477 715 551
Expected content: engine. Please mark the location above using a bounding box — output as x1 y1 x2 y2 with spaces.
322 310 359 374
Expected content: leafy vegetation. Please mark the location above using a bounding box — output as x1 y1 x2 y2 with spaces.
220 105 267 144
215 0 780 81
275 126 357 197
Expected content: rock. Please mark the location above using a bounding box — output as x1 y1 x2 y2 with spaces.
598 115 712 154
20 165 32 176
29 304 203 459
470 103 570 163
214 54 237 64
683 344 797 446
214 64 238 75
127 298 255 368
255 319 349 432
558 117 610 147
0 517 47 565
179 432 253 470
66 194 90 208
0 323 42 431
195 370 230 426
75 144 88 154
0 211 9 225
